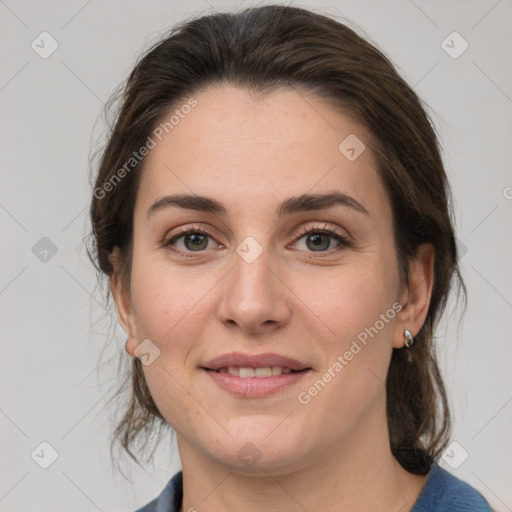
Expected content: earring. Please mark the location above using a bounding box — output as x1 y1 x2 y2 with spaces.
404 329 414 348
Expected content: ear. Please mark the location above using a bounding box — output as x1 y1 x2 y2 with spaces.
392 243 435 349
109 247 139 357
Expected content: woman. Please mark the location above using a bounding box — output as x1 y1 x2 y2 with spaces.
89 5 494 511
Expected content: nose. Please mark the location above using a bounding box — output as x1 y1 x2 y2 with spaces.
216 242 292 336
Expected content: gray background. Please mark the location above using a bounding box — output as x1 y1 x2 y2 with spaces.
1 0 511 510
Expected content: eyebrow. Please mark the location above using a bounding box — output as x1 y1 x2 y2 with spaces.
146 191 370 220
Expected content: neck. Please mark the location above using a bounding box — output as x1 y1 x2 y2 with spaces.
177 399 427 512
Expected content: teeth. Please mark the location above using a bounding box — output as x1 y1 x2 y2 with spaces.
239 367 255 378
255 367 272 378
218 366 295 377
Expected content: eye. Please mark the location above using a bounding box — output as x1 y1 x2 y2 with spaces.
163 226 221 256
292 223 351 253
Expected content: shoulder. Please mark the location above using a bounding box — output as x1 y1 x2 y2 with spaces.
412 462 495 511
133 471 183 512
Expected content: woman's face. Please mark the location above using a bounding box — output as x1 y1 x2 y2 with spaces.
116 84 417 473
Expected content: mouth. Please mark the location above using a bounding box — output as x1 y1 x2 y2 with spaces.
202 367 312 398
202 351 311 372
200 352 313 398
204 366 308 377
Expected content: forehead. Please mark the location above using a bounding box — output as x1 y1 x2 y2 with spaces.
136 84 389 220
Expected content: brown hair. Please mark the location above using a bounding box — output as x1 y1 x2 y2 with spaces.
88 5 466 477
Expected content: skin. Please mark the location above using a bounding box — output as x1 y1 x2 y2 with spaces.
111 84 435 512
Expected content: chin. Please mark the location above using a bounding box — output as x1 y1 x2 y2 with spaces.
204 425 309 475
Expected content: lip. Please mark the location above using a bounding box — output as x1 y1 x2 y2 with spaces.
202 352 310 371
200 352 312 398
203 368 312 398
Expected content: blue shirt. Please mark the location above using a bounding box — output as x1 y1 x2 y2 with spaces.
134 462 494 511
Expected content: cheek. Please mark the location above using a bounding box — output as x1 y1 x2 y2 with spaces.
128 256 213 433
294 267 398 438
129 251 206 359
293 256 399 402
294 256 399 344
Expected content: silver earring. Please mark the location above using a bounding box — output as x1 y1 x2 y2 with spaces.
404 329 414 348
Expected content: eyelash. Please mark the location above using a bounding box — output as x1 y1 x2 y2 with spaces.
163 223 351 258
